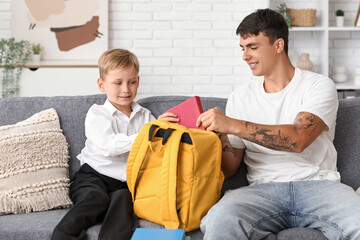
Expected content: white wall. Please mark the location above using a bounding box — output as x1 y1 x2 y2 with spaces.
1 0 360 98
0 0 266 99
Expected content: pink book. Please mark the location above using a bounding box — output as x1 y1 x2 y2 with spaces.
166 96 205 130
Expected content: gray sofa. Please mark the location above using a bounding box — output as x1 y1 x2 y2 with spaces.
0 94 359 240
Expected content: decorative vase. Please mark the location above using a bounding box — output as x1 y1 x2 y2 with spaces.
332 66 347 83
355 67 360 85
297 53 313 71
354 76 360 85
333 73 347 83
336 16 344 27
32 54 41 62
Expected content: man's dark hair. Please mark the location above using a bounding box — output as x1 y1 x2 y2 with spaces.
236 8 289 55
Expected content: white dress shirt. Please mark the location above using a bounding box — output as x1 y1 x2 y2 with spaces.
77 99 155 181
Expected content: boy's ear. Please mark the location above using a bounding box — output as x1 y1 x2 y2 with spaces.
97 78 105 92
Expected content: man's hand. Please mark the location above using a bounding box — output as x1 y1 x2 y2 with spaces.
196 107 232 133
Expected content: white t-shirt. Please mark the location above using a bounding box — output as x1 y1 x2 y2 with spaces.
77 99 155 182
226 68 340 185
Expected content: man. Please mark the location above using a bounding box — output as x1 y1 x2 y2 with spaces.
197 8 360 240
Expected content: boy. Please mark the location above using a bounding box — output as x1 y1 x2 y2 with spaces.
197 9 360 240
52 49 172 240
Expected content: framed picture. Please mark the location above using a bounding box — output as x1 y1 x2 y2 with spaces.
11 0 108 60
355 4 360 27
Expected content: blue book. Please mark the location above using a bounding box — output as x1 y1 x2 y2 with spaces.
131 228 186 240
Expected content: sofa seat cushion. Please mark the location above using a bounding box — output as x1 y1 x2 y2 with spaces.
138 219 327 240
0 209 101 240
0 208 327 240
277 228 327 240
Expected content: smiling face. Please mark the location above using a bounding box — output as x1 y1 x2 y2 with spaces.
240 32 282 77
97 65 139 115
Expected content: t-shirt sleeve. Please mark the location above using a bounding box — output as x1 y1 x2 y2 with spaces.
299 75 338 129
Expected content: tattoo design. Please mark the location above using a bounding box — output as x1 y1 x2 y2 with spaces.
246 122 297 151
243 113 321 151
295 112 317 130
223 145 237 158
294 112 322 137
220 134 237 158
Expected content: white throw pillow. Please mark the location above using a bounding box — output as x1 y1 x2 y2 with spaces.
0 108 72 215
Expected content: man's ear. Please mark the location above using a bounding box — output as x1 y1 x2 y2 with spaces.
97 78 105 92
275 38 285 53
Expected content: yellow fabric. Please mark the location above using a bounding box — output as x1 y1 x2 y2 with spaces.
127 120 224 232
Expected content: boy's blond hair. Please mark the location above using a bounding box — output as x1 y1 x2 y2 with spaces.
98 49 139 79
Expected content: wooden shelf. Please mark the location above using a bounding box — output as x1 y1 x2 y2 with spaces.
336 81 360 90
328 26 360 31
0 60 98 69
25 60 98 68
289 26 326 31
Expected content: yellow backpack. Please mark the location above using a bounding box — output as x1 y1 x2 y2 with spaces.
127 120 224 232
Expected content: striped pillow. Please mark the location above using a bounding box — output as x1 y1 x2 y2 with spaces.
0 108 72 215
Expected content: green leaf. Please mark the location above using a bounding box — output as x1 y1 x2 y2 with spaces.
0 38 31 98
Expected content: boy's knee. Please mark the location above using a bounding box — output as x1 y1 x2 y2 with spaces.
110 189 132 208
111 189 131 199
87 190 110 205
72 189 110 210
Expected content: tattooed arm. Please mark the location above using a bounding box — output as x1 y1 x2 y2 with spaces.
219 134 244 178
241 112 327 152
197 108 327 153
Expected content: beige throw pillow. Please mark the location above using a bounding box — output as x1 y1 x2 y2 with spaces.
0 108 72 215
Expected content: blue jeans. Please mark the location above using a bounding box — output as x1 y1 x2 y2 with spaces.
200 180 360 240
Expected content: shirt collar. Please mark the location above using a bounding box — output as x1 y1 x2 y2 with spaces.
104 99 143 117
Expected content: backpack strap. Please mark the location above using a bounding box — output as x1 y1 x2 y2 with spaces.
160 128 183 229
128 120 183 229
127 122 154 201
128 121 169 200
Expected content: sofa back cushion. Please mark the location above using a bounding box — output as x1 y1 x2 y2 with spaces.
334 98 360 190
0 94 106 178
1 95 359 192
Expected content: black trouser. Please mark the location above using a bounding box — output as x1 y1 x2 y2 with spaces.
51 164 136 240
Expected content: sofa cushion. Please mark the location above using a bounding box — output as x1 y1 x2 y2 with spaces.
0 94 107 178
334 98 360 190
0 108 72 215
277 228 327 240
0 209 100 240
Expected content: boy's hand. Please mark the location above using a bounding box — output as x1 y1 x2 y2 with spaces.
158 112 179 123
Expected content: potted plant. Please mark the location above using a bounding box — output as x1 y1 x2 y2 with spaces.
31 43 41 62
336 9 345 27
277 3 291 28
0 38 31 98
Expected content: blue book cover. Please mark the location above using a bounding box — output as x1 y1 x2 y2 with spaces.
131 228 186 240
